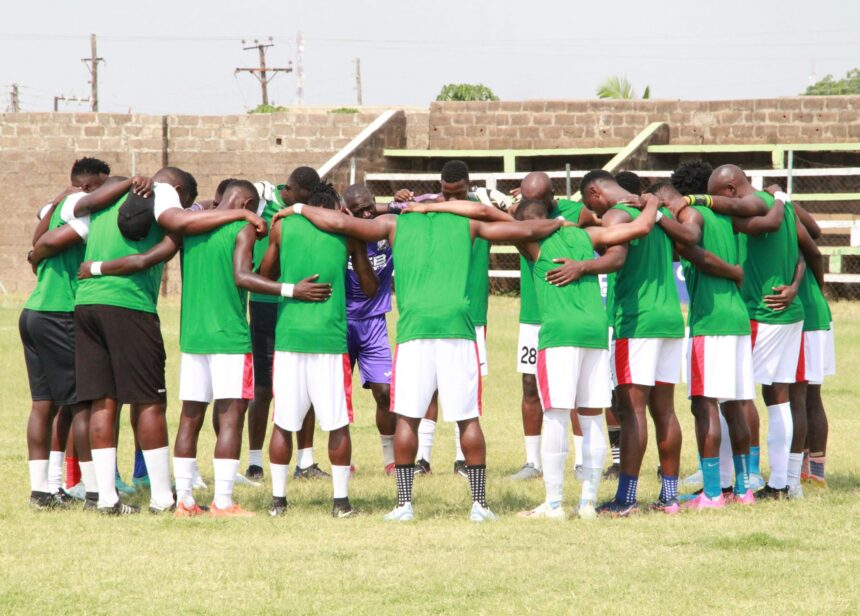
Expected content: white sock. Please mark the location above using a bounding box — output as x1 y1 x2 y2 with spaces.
296 447 314 470
91 447 119 507
80 461 97 494
766 403 793 489
541 409 570 507
524 435 542 469
573 434 583 467
719 413 734 489
271 463 289 498
213 458 240 509
142 447 174 510
248 449 263 468
48 451 64 493
579 414 607 505
379 435 395 467
331 465 351 499
417 419 436 463
173 457 196 507
787 452 804 490
28 459 49 493
454 423 465 462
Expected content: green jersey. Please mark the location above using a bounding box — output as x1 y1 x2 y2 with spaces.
75 194 169 314
518 199 585 324
738 192 804 324
393 212 475 343
250 185 286 304
610 204 684 339
681 206 750 337
533 227 607 350
180 221 251 354
274 215 348 354
797 265 831 332
468 237 490 326
24 196 87 313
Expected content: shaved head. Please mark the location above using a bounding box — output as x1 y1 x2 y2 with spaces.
707 164 751 197
520 172 553 204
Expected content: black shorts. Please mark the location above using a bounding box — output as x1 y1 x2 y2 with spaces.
19 309 77 406
75 304 167 404
249 300 277 390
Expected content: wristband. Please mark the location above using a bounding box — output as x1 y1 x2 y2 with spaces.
280 283 295 298
774 191 790 203
293 204 304 216
684 195 694 207
655 210 663 223
91 262 103 277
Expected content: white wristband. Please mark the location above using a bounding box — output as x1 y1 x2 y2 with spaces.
774 191 790 203
655 210 663 223
280 283 295 298
91 261 103 276
293 204 304 216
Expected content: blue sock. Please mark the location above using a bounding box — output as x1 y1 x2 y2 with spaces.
701 457 721 498
615 473 639 505
659 475 679 502
749 446 761 476
133 449 148 479
732 454 750 495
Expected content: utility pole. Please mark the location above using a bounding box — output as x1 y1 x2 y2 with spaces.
354 57 363 106
235 37 292 107
295 30 305 105
81 33 104 112
9 83 19 112
54 95 91 112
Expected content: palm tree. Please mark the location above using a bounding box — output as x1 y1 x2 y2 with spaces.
596 76 650 100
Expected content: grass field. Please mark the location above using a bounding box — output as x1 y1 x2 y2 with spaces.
1 295 859 614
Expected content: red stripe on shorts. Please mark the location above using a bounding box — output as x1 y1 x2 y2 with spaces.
796 334 806 382
614 338 633 386
242 353 255 400
690 336 706 397
536 349 551 409
389 345 398 413
750 320 759 350
474 341 483 416
342 353 354 423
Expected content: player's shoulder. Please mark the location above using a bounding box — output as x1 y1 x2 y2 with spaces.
603 206 633 224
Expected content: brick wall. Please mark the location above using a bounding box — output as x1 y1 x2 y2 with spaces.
427 97 860 149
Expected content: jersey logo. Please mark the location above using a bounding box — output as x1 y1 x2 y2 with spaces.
377 239 390 251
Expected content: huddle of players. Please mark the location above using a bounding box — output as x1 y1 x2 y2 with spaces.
21 154 832 521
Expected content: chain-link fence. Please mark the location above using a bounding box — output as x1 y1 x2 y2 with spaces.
367 165 860 299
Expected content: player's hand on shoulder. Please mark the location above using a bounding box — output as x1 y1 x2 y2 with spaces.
393 188 414 203
402 202 428 214
764 183 784 196
619 194 643 208
272 205 298 224
294 274 333 302
130 175 154 198
243 211 268 238
545 258 586 286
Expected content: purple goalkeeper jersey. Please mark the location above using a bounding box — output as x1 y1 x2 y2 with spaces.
346 239 393 320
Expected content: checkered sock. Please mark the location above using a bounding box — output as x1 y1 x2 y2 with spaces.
467 464 487 508
395 464 414 507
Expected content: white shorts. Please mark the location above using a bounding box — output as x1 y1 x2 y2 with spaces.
179 353 254 403
537 346 612 410
272 352 353 432
392 338 481 422
750 320 803 385
611 337 683 387
680 327 690 385
517 323 540 375
687 335 754 401
797 326 836 385
476 325 489 377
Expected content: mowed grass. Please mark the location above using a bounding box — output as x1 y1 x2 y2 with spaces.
0 295 859 614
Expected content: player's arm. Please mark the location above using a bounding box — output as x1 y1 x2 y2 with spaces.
796 216 825 288
763 184 821 239
404 199 515 222
259 219 282 281
764 253 805 312
349 238 379 298
29 225 83 265
31 190 76 244
78 233 181 279
73 175 153 217
233 224 331 302
275 205 396 243
677 193 768 217
733 199 785 235
585 193 659 249
653 204 703 247
678 243 743 286
577 207 601 228
157 205 266 237
472 218 565 243
545 208 631 286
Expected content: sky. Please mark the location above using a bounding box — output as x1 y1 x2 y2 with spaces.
1 0 859 115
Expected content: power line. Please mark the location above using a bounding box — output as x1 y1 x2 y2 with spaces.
234 37 292 107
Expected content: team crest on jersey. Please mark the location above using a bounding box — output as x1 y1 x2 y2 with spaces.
377 239 390 251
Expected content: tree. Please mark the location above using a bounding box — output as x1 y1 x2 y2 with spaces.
804 68 860 95
436 83 499 102
248 103 288 114
596 76 650 100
